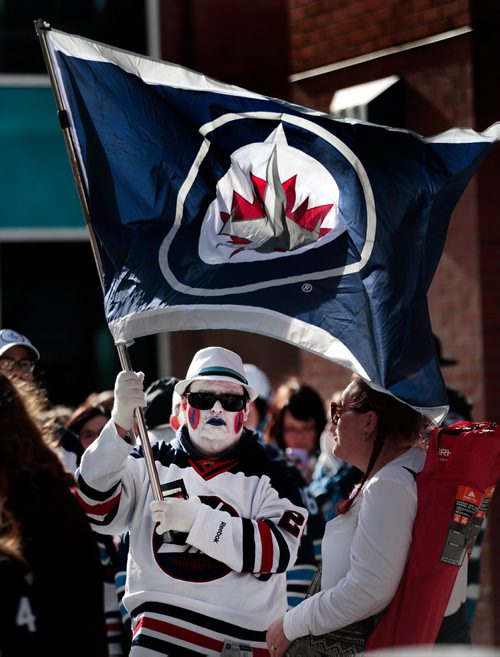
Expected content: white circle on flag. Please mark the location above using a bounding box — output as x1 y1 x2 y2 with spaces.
199 124 342 264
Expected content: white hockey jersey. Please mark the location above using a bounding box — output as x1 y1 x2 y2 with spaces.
76 423 308 656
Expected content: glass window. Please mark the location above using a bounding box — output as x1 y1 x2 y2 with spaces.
0 0 147 73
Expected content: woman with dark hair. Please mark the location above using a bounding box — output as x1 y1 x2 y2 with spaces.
66 403 111 451
0 502 40 654
265 377 326 484
266 373 448 656
0 374 107 657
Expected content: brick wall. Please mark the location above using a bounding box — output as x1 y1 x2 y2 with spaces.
161 0 290 98
289 0 471 74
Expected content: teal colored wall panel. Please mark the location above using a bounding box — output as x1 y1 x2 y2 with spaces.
0 85 83 229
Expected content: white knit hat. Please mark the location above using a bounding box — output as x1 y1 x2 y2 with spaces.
175 346 257 400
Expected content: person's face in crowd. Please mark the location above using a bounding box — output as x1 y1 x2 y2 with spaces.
0 345 35 382
330 380 373 469
79 414 109 450
282 408 317 455
183 380 248 456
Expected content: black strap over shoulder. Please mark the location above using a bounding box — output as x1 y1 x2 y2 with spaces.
402 466 417 479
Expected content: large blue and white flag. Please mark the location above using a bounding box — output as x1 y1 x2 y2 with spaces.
42 25 499 423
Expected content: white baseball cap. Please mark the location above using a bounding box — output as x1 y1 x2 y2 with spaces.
175 346 257 400
0 329 40 361
243 363 274 404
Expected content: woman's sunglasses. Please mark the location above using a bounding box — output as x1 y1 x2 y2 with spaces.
330 402 356 423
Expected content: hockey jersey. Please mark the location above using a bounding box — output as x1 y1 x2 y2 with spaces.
76 423 308 656
0 552 40 656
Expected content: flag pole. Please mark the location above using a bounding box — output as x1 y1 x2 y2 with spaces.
34 19 164 504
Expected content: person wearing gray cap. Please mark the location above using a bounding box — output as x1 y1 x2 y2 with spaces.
0 328 85 476
76 345 308 656
0 329 40 382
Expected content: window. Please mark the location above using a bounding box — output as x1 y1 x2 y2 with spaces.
0 0 147 73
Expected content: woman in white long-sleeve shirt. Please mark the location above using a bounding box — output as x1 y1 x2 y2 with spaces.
266 373 469 656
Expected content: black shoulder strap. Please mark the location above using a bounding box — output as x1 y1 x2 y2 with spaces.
402 466 417 479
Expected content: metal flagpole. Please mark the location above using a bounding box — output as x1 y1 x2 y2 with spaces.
34 19 164 504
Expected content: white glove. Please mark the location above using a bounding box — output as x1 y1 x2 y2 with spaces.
150 496 201 534
111 370 146 431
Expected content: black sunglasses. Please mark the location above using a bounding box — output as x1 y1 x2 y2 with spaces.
187 391 247 412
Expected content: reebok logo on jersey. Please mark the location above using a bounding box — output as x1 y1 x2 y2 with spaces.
213 521 226 543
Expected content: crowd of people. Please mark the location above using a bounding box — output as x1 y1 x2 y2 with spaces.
0 326 482 656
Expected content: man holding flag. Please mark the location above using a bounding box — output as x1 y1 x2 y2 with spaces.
76 346 308 656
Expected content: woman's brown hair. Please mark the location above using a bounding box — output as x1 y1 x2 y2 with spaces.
336 373 427 514
0 374 73 499
0 506 27 566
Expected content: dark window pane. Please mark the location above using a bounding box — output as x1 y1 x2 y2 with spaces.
0 0 147 73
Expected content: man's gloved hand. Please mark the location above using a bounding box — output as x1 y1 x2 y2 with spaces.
111 370 146 431
150 497 202 535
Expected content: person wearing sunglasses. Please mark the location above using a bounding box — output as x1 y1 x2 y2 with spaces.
0 328 40 383
266 373 464 656
76 346 308 657
0 328 87 478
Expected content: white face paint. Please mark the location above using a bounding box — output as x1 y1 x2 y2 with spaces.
183 380 249 456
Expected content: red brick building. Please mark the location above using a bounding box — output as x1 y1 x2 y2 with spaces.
156 0 500 644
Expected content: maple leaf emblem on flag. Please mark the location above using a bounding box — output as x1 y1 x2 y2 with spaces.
219 145 334 255
199 124 342 264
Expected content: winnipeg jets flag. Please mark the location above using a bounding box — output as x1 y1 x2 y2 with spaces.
40 24 499 422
